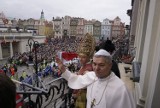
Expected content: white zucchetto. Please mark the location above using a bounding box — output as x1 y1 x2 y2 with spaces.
94 49 111 57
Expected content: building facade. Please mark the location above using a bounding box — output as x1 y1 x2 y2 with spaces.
128 0 160 107
76 18 85 38
70 18 78 37
44 21 54 38
0 12 5 27
0 33 46 59
101 18 111 40
62 16 71 37
93 20 101 41
52 17 62 38
38 10 45 35
111 16 125 40
84 20 93 35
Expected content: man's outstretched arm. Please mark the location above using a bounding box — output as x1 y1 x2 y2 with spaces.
56 57 96 89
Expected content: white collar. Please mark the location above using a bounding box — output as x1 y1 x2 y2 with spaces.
97 72 113 82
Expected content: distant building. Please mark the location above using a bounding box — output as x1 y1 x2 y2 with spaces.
93 20 101 41
62 16 71 37
101 18 112 40
111 16 125 40
11 18 18 27
70 18 78 37
44 21 54 38
76 18 85 38
39 10 45 35
52 17 62 38
0 12 5 27
84 20 93 35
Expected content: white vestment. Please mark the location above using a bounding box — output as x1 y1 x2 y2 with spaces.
62 70 135 108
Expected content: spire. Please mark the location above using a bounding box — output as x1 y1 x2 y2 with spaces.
41 10 44 14
40 10 45 20
39 10 45 25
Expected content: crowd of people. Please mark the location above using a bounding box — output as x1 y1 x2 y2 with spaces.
1 37 81 74
7 36 81 65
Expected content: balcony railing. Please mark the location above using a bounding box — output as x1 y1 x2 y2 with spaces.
13 77 71 108
0 32 33 37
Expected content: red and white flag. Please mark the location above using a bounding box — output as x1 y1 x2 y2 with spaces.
57 51 78 64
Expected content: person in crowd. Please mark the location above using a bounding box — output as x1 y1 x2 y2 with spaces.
22 70 27 79
96 40 121 78
0 68 4 74
10 65 15 76
0 73 16 108
71 33 95 108
19 75 24 82
2 65 7 74
56 49 135 108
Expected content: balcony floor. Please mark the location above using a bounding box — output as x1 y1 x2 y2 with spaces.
118 63 135 91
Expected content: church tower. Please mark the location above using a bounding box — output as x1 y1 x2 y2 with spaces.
40 10 45 20
39 10 45 25
39 10 45 35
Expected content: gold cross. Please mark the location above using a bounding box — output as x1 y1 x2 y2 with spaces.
91 98 96 108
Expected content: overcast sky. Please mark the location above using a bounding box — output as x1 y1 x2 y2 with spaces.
0 0 131 24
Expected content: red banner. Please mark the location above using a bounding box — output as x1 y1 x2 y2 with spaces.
62 52 78 61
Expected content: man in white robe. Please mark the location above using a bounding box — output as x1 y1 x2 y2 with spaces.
56 49 135 108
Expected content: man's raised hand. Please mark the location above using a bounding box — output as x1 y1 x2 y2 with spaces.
55 57 66 73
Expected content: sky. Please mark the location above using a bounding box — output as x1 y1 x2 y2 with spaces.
0 0 131 24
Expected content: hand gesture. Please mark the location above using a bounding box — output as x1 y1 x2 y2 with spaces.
55 57 66 73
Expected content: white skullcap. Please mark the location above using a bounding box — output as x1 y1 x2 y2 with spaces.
94 49 111 57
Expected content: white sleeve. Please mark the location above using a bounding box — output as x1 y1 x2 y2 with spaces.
61 69 96 89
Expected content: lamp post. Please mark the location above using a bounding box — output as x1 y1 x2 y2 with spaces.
28 38 39 87
28 41 33 63
125 25 130 54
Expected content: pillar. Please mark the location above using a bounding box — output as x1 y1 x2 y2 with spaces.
10 42 13 57
0 43 2 59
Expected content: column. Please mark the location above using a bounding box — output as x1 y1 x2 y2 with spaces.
134 0 147 62
144 0 160 107
10 42 13 57
140 0 159 107
0 43 2 59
